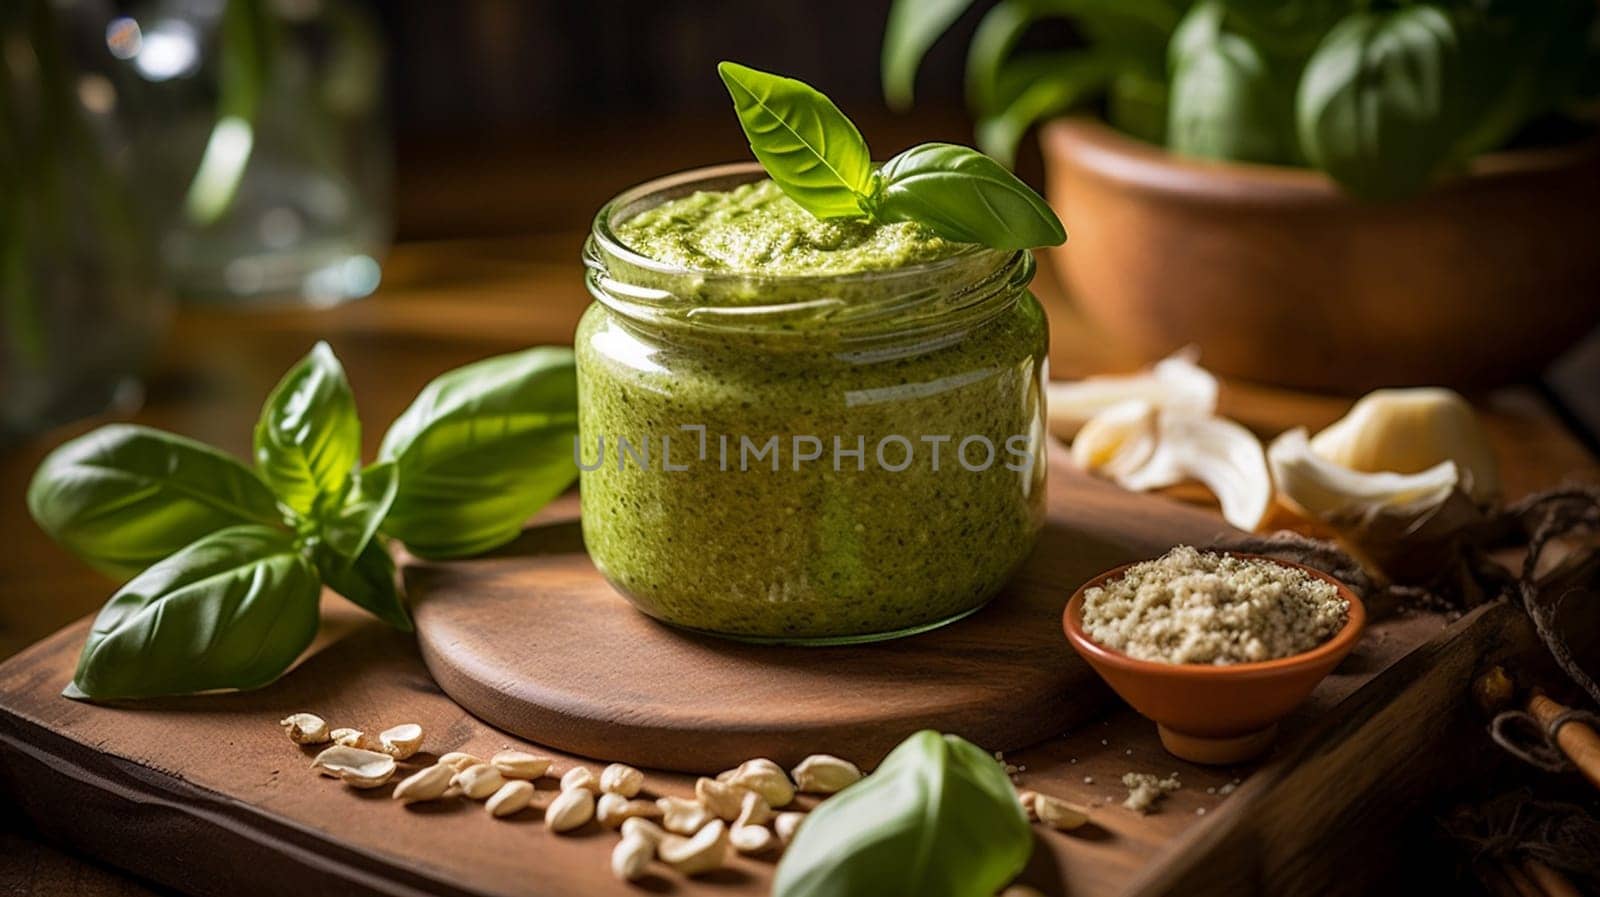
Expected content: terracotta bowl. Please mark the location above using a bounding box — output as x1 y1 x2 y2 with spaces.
1063 554 1365 765
1040 117 1600 393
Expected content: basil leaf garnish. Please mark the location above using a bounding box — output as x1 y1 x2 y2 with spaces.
718 61 875 220
27 424 284 579
1296 7 1462 200
68 525 320 700
315 537 410 631
253 341 360 517
320 460 398 560
774 730 1032 897
379 347 579 559
874 143 1066 250
718 62 1065 250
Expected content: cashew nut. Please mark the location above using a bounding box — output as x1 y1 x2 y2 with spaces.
392 763 455 803
310 745 396 789
791 754 861 794
279 713 330 745
378 723 424 760
492 750 552 780
728 758 794 808
611 835 654 882
657 796 712 835
546 786 596 833
659 819 728 876
452 762 505 800
486 780 535 818
600 763 645 798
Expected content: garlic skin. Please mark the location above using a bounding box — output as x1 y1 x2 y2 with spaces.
1048 348 1217 439
1310 388 1499 505
1270 428 1459 521
1068 400 1159 480
1072 402 1271 532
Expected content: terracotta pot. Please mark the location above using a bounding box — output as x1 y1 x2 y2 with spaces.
1063 554 1366 765
1040 118 1600 393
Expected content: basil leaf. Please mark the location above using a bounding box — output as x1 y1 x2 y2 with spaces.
68 525 320 700
717 61 875 220
882 0 977 109
320 460 397 560
1167 0 1224 75
253 341 360 517
379 347 579 559
1168 28 1293 165
875 143 1066 250
28 424 284 579
315 537 410 631
774 730 1031 897
1452 0 1593 160
1296 8 1462 200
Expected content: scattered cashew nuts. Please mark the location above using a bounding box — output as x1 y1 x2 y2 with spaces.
1030 791 1091 831
597 793 662 829
695 777 746 821
486 780 536 818
452 763 506 800
659 819 728 876
774 811 804 846
657 796 712 835
621 817 668 846
600 763 645 798
730 823 775 854
437 751 482 772
611 834 654 882
728 758 794 808
492 750 552 780
378 723 424 760
560 766 599 793
791 754 861 794
392 763 455 804
546 786 596 833
310 746 396 789
280 713 330 745
734 791 773 829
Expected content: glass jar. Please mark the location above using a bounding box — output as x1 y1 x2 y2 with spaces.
108 0 390 306
576 164 1049 645
2 0 171 444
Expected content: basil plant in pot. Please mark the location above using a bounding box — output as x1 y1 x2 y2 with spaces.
884 0 1600 393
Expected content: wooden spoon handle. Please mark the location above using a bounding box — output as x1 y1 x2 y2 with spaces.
1527 694 1600 793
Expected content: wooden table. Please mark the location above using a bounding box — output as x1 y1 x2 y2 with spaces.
2 128 1597 895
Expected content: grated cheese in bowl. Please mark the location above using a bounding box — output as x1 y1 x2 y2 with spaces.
1080 546 1348 665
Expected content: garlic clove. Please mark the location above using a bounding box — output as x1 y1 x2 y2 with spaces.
1270 428 1459 521
1069 400 1160 480
1047 347 1218 439
1108 412 1272 532
1309 388 1499 505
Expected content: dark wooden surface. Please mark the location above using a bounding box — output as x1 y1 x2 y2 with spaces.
408 447 1241 774
1 122 1597 895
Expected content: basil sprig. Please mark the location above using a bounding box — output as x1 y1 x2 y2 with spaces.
774 730 1032 897
29 342 579 700
718 62 1064 251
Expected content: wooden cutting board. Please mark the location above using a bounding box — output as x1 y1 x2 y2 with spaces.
406 446 1239 773
1 462 1503 897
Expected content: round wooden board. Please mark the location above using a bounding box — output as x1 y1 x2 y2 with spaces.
407 446 1238 773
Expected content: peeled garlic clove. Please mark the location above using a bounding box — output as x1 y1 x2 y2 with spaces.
1048 347 1218 438
1270 428 1459 522
311 745 397 789
1111 413 1271 532
1310 388 1499 505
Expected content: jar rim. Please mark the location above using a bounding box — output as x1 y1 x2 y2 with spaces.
585 163 1032 340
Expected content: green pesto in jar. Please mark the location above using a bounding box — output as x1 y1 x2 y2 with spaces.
615 179 964 275
578 172 1047 643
